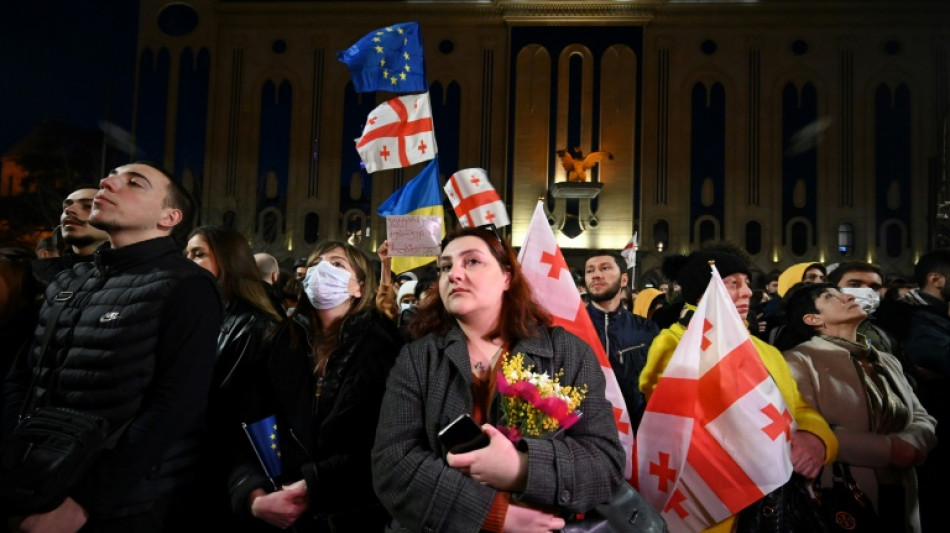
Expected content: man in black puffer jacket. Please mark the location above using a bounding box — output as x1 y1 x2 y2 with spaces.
584 250 659 435
3 162 222 532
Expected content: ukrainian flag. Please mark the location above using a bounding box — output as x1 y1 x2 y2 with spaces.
377 158 444 274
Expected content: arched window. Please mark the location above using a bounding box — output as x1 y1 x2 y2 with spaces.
304 212 320 244
791 221 808 256
837 223 854 256
699 220 716 243
745 221 762 255
653 219 669 252
262 210 279 243
885 223 903 258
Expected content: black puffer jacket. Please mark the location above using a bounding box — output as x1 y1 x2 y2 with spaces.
228 308 403 532
3 237 222 517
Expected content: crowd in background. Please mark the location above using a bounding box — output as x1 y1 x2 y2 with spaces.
0 169 946 532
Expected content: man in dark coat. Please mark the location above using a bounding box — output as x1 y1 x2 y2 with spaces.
886 249 950 532
583 249 659 434
3 162 222 532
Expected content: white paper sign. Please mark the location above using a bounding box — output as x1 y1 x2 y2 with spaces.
386 215 442 257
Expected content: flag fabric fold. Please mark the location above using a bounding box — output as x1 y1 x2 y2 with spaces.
243 414 282 489
356 92 437 174
634 265 795 532
621 233 637 270
377 158 444 274
444 168 510 229
337 22 426 94
517 201 635 479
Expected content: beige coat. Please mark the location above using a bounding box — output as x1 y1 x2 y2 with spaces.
784 336 937 533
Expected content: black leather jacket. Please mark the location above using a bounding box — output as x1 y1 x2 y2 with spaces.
227 307 403 532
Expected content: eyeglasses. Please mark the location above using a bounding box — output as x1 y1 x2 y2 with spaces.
476 223 504 244
440 223 504 251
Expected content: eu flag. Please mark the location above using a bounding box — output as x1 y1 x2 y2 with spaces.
377 158 444 273
337 22 426 93
243 415 282 484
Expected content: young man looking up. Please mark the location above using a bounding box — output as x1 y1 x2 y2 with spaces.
4 162 222 532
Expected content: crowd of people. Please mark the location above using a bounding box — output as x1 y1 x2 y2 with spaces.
0 164 945 532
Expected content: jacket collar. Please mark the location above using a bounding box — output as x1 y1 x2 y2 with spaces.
440 324 553 380
916 291 949 315
586 301 626 319
93 236 179 272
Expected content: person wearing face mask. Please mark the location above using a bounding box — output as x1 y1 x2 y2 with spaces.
781 282 935 533
640 243 837 533
826 261 896 354
226 240 403 532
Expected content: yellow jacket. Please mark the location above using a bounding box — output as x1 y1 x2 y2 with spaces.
639 314 838 533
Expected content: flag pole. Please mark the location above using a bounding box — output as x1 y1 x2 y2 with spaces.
242 422 279 491
630 260 636 291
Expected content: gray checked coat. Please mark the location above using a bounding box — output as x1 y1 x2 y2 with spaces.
371 324 625 533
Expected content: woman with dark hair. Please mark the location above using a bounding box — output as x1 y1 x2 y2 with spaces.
185 225 283 529
639 243 837 533
781 282 936 532
373 227 624 532
227 240 403 532
186 225 283 383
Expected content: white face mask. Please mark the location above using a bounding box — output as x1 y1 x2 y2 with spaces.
840 287 880 313
400 302 413 312
303 261 353 310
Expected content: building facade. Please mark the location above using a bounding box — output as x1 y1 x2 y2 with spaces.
133 0 950 281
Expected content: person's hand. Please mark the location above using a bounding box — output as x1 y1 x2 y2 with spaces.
502 502 566 533
378 240 392 264
889 435 925 467
378 240 393 285
790 430 825 479
249 480 309 529
446 424 528 492
14 496 88 533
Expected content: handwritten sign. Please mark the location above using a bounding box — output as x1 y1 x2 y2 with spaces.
386 215 442 257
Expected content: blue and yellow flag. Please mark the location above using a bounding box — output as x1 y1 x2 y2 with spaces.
243 415 282 488
337 22 426 94
377 158 444 273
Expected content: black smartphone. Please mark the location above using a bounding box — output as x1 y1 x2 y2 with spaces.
438 413 490 454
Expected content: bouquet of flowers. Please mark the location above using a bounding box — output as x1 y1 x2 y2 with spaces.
496 352 587 443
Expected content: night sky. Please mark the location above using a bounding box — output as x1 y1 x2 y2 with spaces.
0 1 140 154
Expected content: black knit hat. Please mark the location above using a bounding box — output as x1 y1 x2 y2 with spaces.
662 250 752 305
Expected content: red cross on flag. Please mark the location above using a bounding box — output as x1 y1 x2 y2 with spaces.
517 201 635 479
355 92 437 173
634 265 794 532
444 168 510 229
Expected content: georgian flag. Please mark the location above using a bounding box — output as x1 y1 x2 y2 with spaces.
518 201 635 479
621 233 637 270
355 92 437 173
444 168 510 229
634 265 795 533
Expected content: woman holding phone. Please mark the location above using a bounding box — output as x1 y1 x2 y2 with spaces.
371 226 624 533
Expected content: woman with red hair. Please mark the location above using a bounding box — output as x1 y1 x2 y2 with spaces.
372 226 624 532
